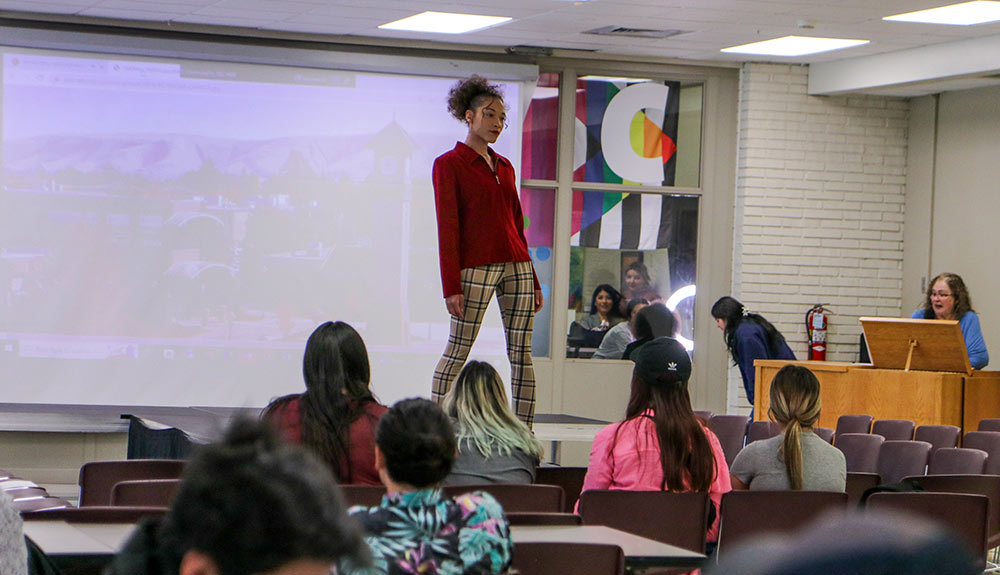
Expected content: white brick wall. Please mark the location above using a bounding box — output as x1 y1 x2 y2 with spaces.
729 63 909 414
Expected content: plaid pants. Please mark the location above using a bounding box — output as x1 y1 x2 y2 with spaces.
432 261 536 427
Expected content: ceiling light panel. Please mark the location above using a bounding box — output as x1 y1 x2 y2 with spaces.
884 1 1000 25
721 35 870 56
378 11 512 34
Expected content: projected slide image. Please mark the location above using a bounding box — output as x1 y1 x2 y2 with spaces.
0 47 529 405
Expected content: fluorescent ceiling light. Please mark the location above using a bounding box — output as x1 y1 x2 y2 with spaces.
721 35 869 56
884 1 1000 25
379 11 512 34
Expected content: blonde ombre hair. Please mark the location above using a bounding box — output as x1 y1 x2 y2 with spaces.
442 361 544 460
768 365 823 490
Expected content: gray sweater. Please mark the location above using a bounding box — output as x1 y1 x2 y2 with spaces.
443 439 538 485
0 491 27 575
730 431 846 492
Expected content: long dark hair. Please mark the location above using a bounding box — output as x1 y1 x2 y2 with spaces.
590 284 625 321
614 370 715 492
711 296 788 365
300 321 378 483
632 302 676 340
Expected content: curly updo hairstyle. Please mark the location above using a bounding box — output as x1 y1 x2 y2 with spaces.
376 398 457 488
447 75 505 123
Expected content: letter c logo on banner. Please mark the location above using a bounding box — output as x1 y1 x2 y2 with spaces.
599 82 670 185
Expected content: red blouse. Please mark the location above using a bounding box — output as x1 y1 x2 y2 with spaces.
267 395 387 486
432 142 539 298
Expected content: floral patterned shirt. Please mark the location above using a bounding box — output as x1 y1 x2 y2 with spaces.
345 488 512 575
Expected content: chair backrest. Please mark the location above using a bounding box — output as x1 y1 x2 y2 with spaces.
716 491 848 557
22 506 168 523
866 492 989 567
694 410 714 421
707 415 749 467
10 497 72 513
962 431 1000 475
746 421 783 445
845 472 882 508
339 484 388 508
835 433 885 473
511 542 624 575
927 448 987 475
835 414 873 436
876 440 931 484
78 459 186 507
441 484 564 513
577 490 710 553
3 487 50 502
871 419 915 441
814 427 835 444
534 466 587 512
978 419 1000 432
906 473 1000 549
111 479 180 507
914 425 961 456
505 512 582 526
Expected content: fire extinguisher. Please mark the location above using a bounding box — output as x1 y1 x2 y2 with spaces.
806 304 830 361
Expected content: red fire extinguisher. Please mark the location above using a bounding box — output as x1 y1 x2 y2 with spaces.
806 304 830 361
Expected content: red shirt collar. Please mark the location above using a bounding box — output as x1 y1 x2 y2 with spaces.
453 141 510 168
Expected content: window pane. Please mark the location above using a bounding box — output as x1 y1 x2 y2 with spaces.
573 76 701 187
567 190 698 358
521 73 560 181
522 186 555 357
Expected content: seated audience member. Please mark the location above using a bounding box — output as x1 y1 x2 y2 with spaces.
730 364 846 491
262 321 388 485
620 261 660 313
348 398 513 575
592 298 648 359
706 510 980 575
579 337 731 542
621 302 676 360
0 491 27 575
442 361 544 485
577 284 626 335
911 272 989 369
107 419 367 575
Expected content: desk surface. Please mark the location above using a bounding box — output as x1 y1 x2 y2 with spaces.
510 524 705 568
23 521 134 555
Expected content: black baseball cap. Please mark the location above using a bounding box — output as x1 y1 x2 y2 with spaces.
631 336 692 386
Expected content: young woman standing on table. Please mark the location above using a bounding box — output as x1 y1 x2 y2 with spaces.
911 272 989 369
711 296 795 416
432 76 542 427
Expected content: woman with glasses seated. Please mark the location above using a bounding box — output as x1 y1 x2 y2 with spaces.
910 272 989 369
431 75 542 428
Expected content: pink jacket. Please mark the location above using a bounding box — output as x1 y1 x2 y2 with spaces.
579 412 732 541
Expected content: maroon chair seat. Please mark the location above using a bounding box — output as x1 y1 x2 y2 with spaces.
866 492 989 569
78 459 186 507
914 425 960 457
871 419 915 441
905 473 1000 549
835 414 873 437
339 484 388 508
927 448 987 475
877 440 931 484
111 479 180 507
835 433 884 474
534 466 587 512
746 421 783 445
511 542 624 575
708 415 749 467
716 490 848 559
578 489 710 553
962 432 1000 475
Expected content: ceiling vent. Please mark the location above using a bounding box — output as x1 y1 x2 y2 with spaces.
584 26 686 39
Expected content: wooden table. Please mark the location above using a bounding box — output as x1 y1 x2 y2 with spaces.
510 524 706 569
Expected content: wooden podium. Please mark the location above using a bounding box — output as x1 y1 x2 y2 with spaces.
753 318 1000 433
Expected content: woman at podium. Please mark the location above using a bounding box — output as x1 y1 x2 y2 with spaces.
910 272 989 369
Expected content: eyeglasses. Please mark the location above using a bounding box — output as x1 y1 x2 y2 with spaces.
481 109 508 129
931 291 953 298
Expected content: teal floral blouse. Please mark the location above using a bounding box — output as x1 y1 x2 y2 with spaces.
345 488 512 575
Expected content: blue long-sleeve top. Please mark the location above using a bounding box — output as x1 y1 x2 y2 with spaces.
911 309 990 369
734 321 796 404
